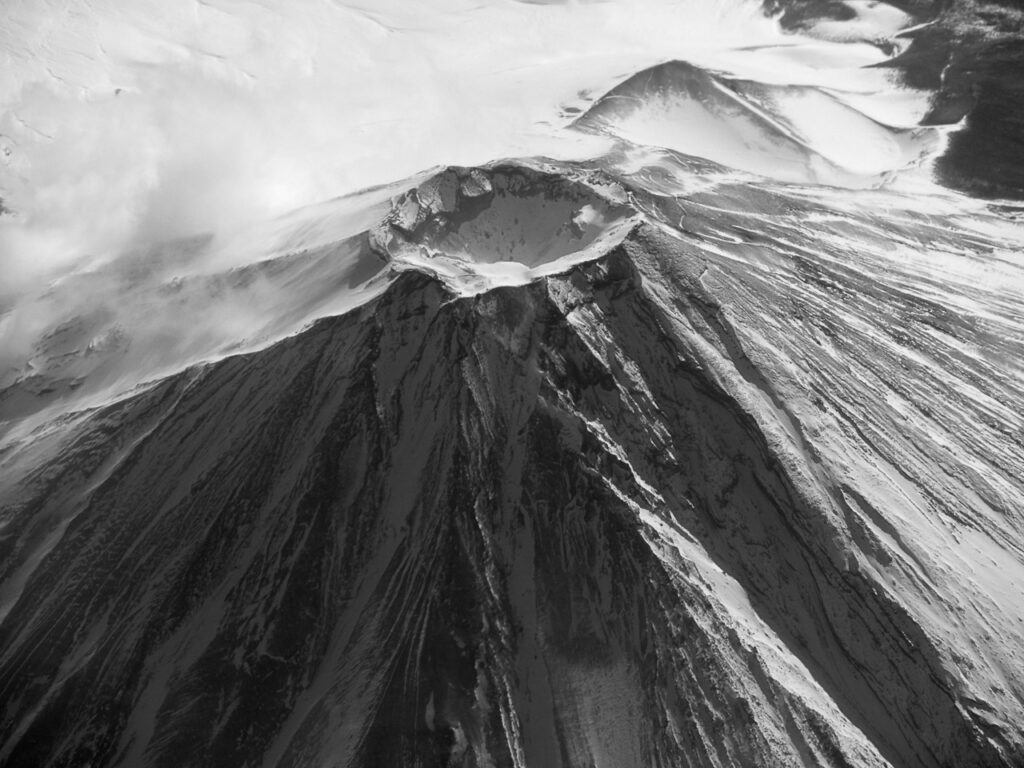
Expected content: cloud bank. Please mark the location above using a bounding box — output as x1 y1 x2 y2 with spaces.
0 0 783 291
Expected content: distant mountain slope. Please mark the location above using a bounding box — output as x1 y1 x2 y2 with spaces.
768 0 1024 198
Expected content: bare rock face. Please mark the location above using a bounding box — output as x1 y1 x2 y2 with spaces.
1 197 1022 766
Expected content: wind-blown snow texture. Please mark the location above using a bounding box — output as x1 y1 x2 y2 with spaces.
2 1 1024 767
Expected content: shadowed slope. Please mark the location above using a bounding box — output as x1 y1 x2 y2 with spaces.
1 219 1021 766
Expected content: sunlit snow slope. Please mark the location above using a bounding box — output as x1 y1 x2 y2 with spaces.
2 1 1024 767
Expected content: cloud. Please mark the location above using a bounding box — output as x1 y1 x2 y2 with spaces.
0 0 784 285
0 0 786 403
0 67 317 293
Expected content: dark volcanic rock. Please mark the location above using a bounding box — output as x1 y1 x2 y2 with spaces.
0 220 1021 767
924 34 1024 197
881 0 1024 198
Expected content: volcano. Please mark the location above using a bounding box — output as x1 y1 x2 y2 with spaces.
2 1 1024 767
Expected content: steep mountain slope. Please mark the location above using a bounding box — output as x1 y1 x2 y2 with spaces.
3 1 1024 766
1 159 1023 766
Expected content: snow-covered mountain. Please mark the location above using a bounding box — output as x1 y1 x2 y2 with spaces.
1 1 1023 766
